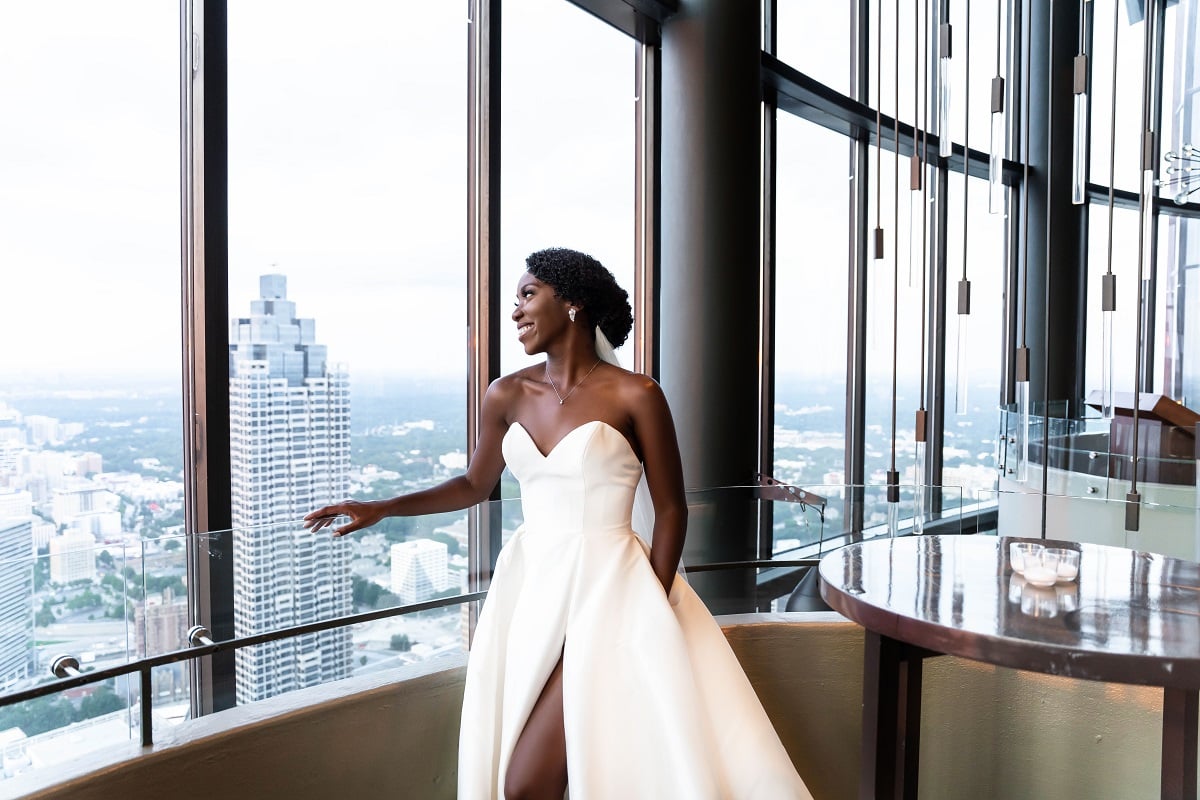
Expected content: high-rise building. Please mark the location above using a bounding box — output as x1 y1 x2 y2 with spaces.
0 518 32 690
48 530 96 584
229 274 352 704
390 539 449 605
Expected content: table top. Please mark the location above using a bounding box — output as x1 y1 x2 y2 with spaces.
818 534 1200 688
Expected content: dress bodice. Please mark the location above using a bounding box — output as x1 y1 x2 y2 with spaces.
503 421 643 534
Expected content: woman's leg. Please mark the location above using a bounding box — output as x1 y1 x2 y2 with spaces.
503 656 567 800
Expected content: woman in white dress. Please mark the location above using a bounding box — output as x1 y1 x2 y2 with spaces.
306 248 811 800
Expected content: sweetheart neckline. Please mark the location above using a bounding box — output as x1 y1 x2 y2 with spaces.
508 420 638 462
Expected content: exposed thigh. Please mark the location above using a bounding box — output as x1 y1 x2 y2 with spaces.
505 656 567 796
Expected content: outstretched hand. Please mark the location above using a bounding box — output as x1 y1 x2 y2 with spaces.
303 500 386 537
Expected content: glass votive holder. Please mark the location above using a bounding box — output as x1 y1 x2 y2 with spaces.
1009 541 1044 575
1045 547 1080 581
1022 548 1061 587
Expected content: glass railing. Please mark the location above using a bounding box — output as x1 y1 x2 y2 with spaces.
1 480 997 782
990 403 1198 559
997 404 1198 490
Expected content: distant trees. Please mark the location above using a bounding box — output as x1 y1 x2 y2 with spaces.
0 685 126 737
389 634 412 652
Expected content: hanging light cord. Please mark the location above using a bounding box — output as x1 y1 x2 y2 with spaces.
919 0 928 410
1105 0 1119 277
890 0 901 476
876 0 883 243
1040 1 1059 531
1019 0 1032 350
961 0 971 284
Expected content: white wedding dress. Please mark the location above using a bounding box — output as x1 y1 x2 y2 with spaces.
457 420 812 799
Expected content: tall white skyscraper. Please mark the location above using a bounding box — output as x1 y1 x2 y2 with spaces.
0 518 33 690
229 275 352 704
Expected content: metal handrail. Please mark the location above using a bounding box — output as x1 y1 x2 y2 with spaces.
7 590 484 746
6 556 839 748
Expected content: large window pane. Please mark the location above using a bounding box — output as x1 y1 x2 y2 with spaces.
500 0 636 383
773 114 851 548
860 137 925 530
774 2 852 98
942 176 1006 504
1084 204 1140 396
227 2 467 704
1160 0 1198 205
1088 3 1147 192
0 0 181 763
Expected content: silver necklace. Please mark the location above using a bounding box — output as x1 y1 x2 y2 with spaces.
545 358 602 405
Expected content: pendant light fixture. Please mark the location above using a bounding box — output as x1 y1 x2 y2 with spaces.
989 0 1006 213
955 0 972 417
1070 0 1091 205
873 0 886 349
914 0 931 534
1100 0 1120 420
1128 0 1161 533
938 0 953 158
1013 0 1032 484
887 0 903 537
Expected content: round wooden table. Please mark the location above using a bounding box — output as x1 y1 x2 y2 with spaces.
819 534 1200 800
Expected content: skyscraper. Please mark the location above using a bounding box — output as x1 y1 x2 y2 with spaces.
228 275 352 704
0 518 33 691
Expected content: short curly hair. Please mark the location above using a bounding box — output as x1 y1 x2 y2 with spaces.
525 247 633 348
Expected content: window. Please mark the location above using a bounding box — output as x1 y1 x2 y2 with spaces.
225 1 468 703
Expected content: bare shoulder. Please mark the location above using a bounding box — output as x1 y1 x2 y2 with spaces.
485 364 551 420
608 367 669 410
490 364 544 394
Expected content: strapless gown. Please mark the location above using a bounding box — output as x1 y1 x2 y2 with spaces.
457 420 812 799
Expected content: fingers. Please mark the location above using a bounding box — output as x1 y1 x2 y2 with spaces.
303 508 347 533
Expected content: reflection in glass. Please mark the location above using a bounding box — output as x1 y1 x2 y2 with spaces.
1015 379 1031 483
1071 87 1089 204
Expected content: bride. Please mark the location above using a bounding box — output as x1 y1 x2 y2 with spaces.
305 248 811 799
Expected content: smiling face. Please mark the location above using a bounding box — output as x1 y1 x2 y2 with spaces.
512 272 572 355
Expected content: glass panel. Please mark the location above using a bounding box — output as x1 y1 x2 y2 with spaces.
774 1 852 97
1088 1 1147 193
499 0 636 379
1084 204 1140 397
943 176 1005 502
0 0 181 752
773 114 851 535
1158 215 1200 406
227 2 467 704
940 0 1006 150
1160 0 1199 205
866 0 921 138
863 131 921 530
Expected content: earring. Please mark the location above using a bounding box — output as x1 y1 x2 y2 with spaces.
568 308 577 323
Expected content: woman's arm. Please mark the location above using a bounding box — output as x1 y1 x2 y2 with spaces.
627 377 688 594
304 380 512 537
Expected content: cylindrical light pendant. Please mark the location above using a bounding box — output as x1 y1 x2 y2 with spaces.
1101 273 1116 418
1071 54 1090 205
989 76 1005 213
939 18 953 158
886 469 901 536
913 409 928 534
955 279 971 415
1014 346 1030 483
